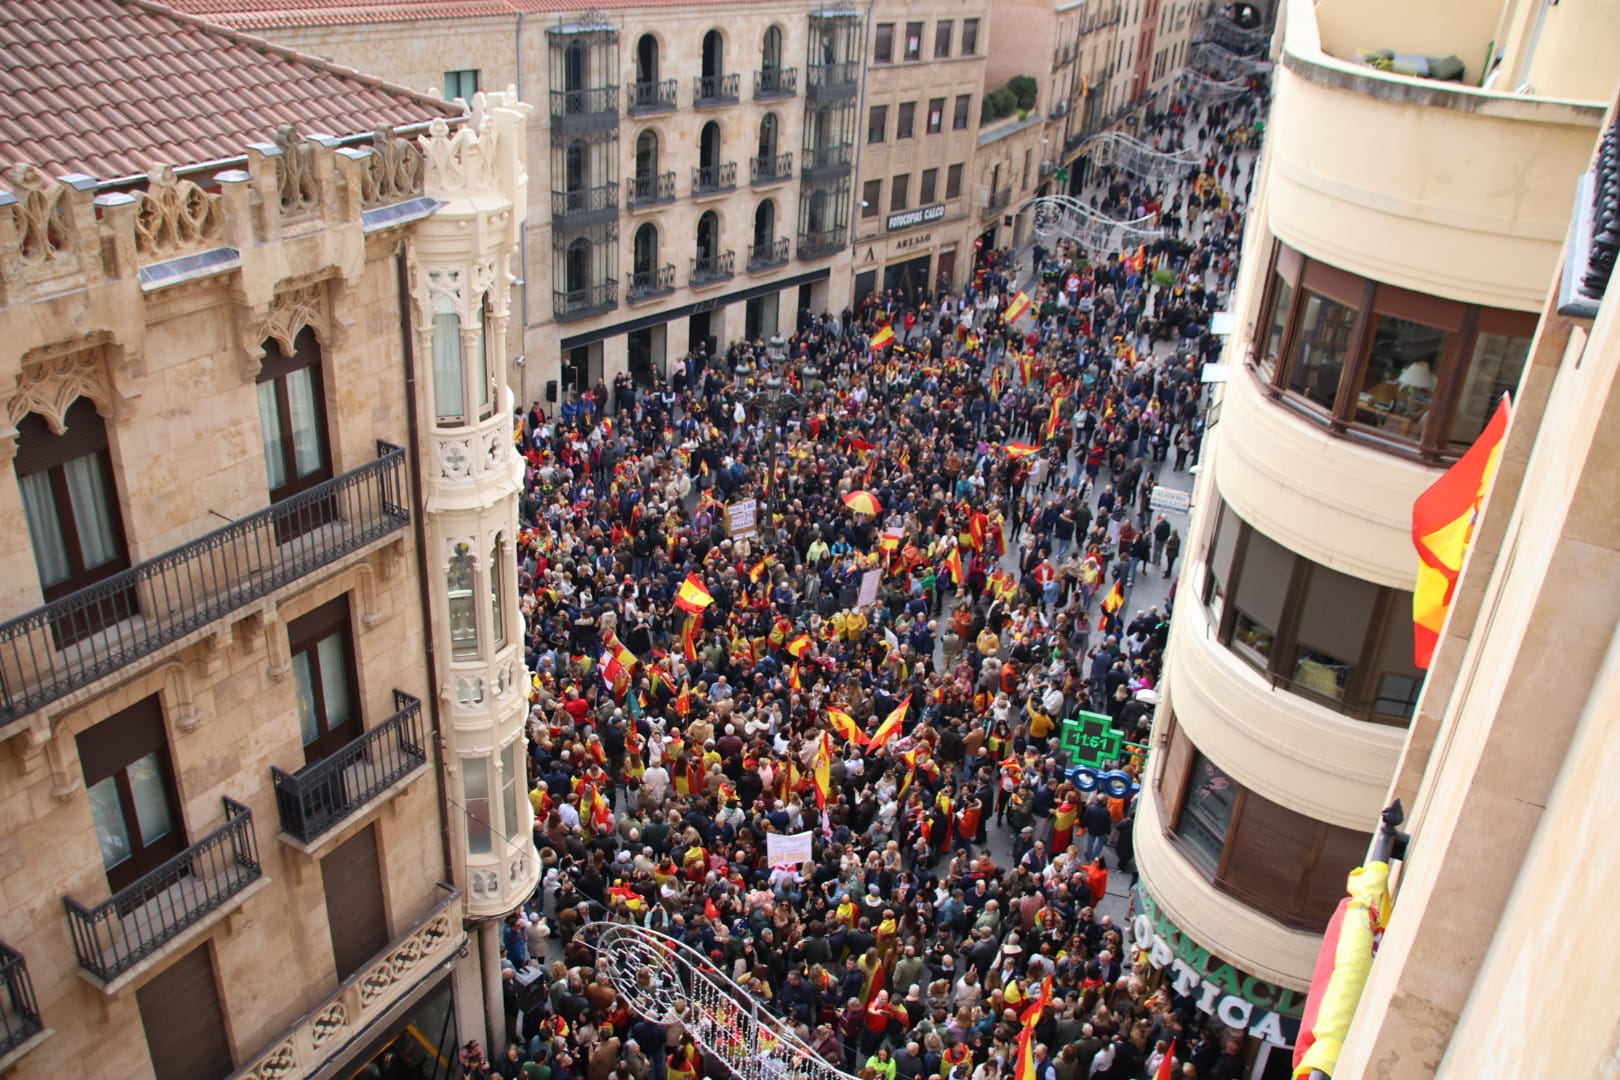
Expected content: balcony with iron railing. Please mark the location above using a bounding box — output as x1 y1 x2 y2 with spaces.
692 73 740 107
550 86 620 134
750 153 794 186
0 943 45 1068
626 78 677 115
690 251 736 287
798 226 846 259
747 237 790 272
754 67 798 99
806 62 859 102
554 279 618 321
802 144 854 180
64 797 264 990
988 188 1012 212
692 162 738 197
271 690 427 848
628 171 676 208
551 182 619 230
627 264 676 301
0 444 409 729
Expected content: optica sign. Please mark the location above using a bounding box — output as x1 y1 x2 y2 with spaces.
1132 890 1303 1046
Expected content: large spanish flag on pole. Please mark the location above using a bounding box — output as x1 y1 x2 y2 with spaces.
1411 396 1511 668
1292 862 1392 1079
673 573 714 613
1004 290 1033 324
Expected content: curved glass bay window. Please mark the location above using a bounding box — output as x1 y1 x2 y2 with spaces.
1252 241 1536 459
1159 718 1373 931
1202 501 1424 724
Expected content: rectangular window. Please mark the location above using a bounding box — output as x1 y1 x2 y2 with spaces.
448 541 479 661
945 163 964 199
891 173 910 212
490 536 507 649
78 696 185 892
1356 315 1448 441
501 740 525 843
874 23 894 63
1288 291 1356 411
962 17 980 55
862 179 883 217
444 69 479 100
258 350 331 501
475 302 492 417
1449 333 1529 449
1290 565 1377 702
432 298 466 426
867 104 888 144
953 94 972 130
1230 527 1293 671
1177 752 1237 873
896 101 916 139
464 756 492 855
927 97 945 134
1262 273 1293 377
288 596 360 765
920 168 939 204
15 399 130 609
904 21 923 61
935 19 954 58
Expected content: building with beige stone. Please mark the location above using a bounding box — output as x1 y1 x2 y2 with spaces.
172 0 861 406
1132 0 1619 1073
0 2 535 1076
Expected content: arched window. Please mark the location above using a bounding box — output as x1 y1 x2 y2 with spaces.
762 25 783 72
565 238 591 295
257 326 332 502
15 397 130 605
807 188 829 233
700 122 721 171
702 29 724 79
565 40 589 93
565 140 588 193
696 211 719 261
753 201 775 250
758 113 779 161
635 129 659 182
634 222 660 276
636 33 659 83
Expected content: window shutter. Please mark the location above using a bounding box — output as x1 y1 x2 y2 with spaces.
321 824 390 981
137 944 233 1080
1218 789 1321 927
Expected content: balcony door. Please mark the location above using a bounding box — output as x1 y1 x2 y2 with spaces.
758 113 779 163
702 29 724 80
754 201 775 252
636 33 659 83
78 696 186 894
257 327 334 542
634 223 659 280
288 596 361 767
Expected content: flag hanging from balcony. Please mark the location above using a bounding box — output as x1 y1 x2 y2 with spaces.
1004 290 1033 324
1292 862 1392 1080
1411 396 1511 668
674 573 714 613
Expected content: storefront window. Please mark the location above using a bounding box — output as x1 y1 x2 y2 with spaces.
1449 333 1530 449
1177 752 1237 873
1287 292 1356 410
1355 315 1447 440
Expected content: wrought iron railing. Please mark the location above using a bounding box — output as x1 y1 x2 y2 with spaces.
0 444 409 725
550 86 620 132
989 188 1012 212
690 251 736 285
802 144 854 179
554 280 618 321
64 798 261 983
754 67 798 98
0 943 42 1056
750 153 794 185
551 182 619 226
806 62 859 101
691 162 738 195
748 238 790 271
627 78 677 114
628 264 676 299
272 691 426 844
693 72 740 105
798 227 847 258
628 171 676 207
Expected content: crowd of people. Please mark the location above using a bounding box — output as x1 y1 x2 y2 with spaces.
454 79 1270 1080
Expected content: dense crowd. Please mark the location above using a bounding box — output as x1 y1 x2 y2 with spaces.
451 82 1269 1080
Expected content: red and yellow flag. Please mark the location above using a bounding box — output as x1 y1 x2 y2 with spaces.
1101 579 1124 616
788 663 803 692
868 694 911 752
1004 290 1033 324
1043 395 1068 441
945 545 965 587
674 573 714 613
787 633 813 659
827 707 866 747
1292 864 1391 1079
1004 442 1040 458
870 324 896 350
681 615 700 662
1411 397 1510 668
812 732 833 809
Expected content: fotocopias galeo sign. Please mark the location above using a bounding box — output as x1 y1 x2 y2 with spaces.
1132 890 1303 1045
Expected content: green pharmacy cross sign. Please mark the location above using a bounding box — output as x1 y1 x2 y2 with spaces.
1061 711 1123 768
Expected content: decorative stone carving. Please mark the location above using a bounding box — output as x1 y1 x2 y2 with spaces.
6 342 114 434
434 436 474 480
132 166 223 261
420 113 500 196
242 1041 298 1080
3 164 71 266
308 1002 347 1047
274 125 320 215
360 127 426 209
241 278 331 379
453 675 486 709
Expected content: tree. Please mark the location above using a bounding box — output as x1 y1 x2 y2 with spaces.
1008 75 1039 112
981 86 1018 123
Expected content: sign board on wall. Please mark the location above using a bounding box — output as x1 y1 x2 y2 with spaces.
887 203 946 232
727 499 758 538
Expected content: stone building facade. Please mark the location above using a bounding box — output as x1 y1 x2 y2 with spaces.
0 14 535 1072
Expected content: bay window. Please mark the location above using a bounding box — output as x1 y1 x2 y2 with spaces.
448 542 479 661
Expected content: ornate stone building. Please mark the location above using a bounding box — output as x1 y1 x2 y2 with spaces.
0 1 534 1076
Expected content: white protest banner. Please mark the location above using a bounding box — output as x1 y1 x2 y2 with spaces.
857 568 882 608
766 830 814 867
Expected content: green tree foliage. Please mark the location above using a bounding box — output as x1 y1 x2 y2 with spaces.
1007 75 1039 112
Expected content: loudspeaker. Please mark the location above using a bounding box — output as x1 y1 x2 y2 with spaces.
545 379 558 403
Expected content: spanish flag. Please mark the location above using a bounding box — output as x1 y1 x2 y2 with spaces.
749 557 769 584
1130 244 1147 273
812 732 833 809
1292 863 1392 1079
1411 396 1510 668
869 694 911 752
827 707 866 746
787 633 813 659
870 324 896 350
674 573 714 613
1043 395 1068 441
1004 290 1033 324
1004 442 1040 458
788 663 803 691
1101 579 1124 617
946 544 965 587
681 615 700 662
1018 352 1034 386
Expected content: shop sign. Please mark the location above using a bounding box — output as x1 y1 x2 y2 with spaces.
1132 890 1303 1046
887 203 946 232
892 231 932 253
